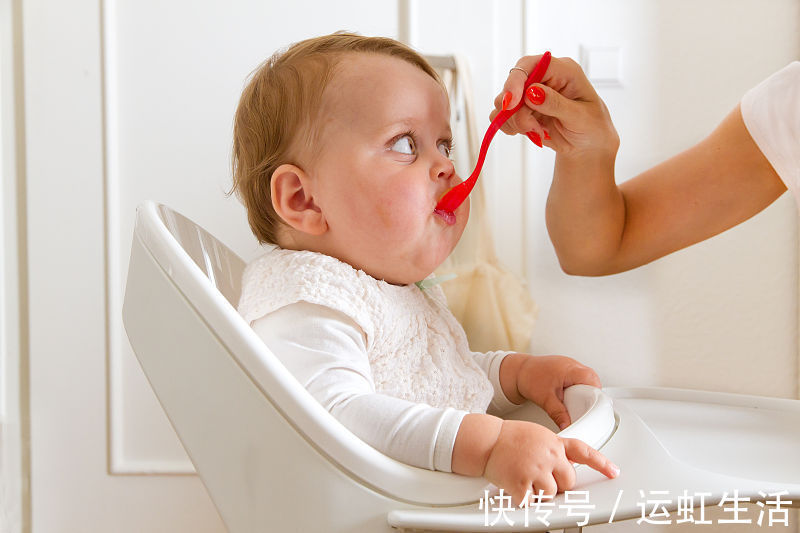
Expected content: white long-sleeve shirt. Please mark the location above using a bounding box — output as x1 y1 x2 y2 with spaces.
239 248 519 472
252 302 518 472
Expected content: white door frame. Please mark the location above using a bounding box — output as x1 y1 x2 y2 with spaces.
1 0 29 531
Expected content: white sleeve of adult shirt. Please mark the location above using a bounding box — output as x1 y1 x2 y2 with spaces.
741 62 800 203
250 301 470 472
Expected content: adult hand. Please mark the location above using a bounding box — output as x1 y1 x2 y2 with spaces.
491 54 619 157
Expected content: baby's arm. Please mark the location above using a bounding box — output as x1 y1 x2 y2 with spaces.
254 303 618 497
252 301 466 471
467 350 522 415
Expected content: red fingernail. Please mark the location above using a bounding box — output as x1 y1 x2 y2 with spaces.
526 131 543 148
502 91 512 111
544 130 551 140
526 85 546 106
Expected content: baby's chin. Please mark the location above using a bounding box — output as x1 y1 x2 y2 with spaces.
382 268 437 287
353 242 458 286
402 254 457 286
373 261 442 287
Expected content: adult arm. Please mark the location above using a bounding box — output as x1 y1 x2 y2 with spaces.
548 104 786 275
495 55 788 275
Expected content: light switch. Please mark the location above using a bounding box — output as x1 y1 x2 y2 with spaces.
580 45 622 87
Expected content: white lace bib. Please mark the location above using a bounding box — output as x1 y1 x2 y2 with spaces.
238 247 494 413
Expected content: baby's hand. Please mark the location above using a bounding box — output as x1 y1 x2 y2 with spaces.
516 355 601 430
484 420 618 506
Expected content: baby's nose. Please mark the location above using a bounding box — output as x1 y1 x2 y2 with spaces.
432 154 455 182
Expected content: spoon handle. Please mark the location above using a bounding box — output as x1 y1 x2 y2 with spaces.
435 51 552 213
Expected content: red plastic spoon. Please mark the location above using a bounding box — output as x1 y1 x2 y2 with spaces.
435 51 552 215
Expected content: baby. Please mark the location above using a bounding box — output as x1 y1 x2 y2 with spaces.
231 32 618 504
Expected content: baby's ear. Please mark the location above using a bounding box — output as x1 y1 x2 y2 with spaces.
270 164 327 236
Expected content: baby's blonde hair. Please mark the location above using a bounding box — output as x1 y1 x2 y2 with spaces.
230 32 441 245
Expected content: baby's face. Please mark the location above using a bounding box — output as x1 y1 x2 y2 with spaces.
309 54 468 285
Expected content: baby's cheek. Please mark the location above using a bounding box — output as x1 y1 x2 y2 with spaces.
374 187 426 230
351 186 401 230
371 201 400 233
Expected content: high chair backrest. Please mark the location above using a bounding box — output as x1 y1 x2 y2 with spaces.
155 204 245 307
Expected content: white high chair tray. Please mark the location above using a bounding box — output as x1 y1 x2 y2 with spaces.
388 386 800 531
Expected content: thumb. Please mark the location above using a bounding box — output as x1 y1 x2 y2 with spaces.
524 82 586 128
542 395 572 431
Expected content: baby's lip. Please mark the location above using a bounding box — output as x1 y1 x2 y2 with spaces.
433 208 457 226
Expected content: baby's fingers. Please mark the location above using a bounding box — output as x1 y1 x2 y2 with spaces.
552 459 577 492
542 394 572 431
538 473 559 497
507 483 532 508
561 438 620 479
565 365 602 389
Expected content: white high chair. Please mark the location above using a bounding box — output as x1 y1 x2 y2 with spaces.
122 200 613 533
123 201 800 533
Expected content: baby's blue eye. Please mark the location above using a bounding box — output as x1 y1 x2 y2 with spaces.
438 142 452 158
391 135 415 155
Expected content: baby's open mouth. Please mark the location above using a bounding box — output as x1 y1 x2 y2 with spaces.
433 208 456 225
